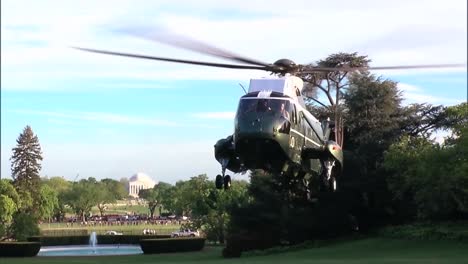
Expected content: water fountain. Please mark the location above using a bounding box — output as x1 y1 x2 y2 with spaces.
89 231 97 251
38 232 142 256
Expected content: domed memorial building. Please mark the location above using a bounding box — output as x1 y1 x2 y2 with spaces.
128 172 156 198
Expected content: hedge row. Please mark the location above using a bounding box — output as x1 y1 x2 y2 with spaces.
0 242 41 257
378 223 468 242
28 235 171 246
140 238 205 254
222 233 278 258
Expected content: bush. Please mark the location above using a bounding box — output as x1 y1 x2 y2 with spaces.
224 232 277 253
140 237 205 254
40 229 87 236
28 235 89 246
378 222 468 242
0 242 41 257
222 245 241 258
97 234 171 245
10 212 39 241
28 234 171 246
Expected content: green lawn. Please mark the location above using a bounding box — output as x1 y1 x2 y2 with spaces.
39 223 181 236
3 238 468 264
90 204 150 215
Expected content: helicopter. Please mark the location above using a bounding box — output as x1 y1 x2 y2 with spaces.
74 32 465 194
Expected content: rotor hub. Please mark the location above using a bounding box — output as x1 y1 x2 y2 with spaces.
273 59 297 73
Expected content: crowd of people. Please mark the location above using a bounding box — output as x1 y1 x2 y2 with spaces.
61 214 189 228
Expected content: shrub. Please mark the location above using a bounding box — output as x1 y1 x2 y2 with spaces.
224 232 276 253
10 212 39 241
222 245 241 258
0 242 41 257
140 237 205 254
28 235 89 246
97 234 171 245
27 234 171 246
378 222 468 242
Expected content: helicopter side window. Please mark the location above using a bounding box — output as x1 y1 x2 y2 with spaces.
296 88 301 96
276 100 291 120
292 105 297 124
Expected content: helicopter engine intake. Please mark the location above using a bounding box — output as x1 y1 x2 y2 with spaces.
214 136 242 173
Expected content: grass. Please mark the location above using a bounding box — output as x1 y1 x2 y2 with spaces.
90 204 150 215
39 223 181 236
3 238 468 264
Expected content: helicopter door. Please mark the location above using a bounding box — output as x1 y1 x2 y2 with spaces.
290 105 304 159
296 110 305 149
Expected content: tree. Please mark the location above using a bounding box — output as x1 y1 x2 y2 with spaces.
39 184 59 222
139 188 159 218
166 175 212 218
400 104 447 138
344 73 402 165
119 177 129 195
10 126 43 214
10 212 40 241
139 182 173 218
0 179 21 208
154 182 173 215
439 102 468 140
384 103 468 220
95 179 127 217
101 178 127 200
42 177 71 221
201 180 249 244
338 73 407 227
0 179 20 239
0 195 16 239
300 53 370 147
64 178 100 221
95 186 113 217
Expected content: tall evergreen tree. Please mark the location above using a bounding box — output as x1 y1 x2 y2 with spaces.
10 125 43 211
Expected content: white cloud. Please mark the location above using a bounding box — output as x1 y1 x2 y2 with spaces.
432 130 452 145
397 83 422 92
2 0 466 91
10 109 180 127
192 112 236 119
397 83 464 105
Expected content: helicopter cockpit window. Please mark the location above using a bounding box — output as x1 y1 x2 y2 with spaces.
257 99 272 112
238 99 292 119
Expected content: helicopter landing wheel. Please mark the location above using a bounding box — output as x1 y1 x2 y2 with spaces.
330 177 337 192
215 174 223 189
320 174 337 192
224 175 231 190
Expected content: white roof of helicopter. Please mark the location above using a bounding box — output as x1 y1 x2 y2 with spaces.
248 75 304 97
248 75 320 124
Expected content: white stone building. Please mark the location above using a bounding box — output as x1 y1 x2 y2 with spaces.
128 172 156 198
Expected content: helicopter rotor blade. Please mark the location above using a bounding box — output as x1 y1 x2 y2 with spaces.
300 64 467 73
121 28 272 67
73 47 271 70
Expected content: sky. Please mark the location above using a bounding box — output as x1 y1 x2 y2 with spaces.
1 0 467 183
